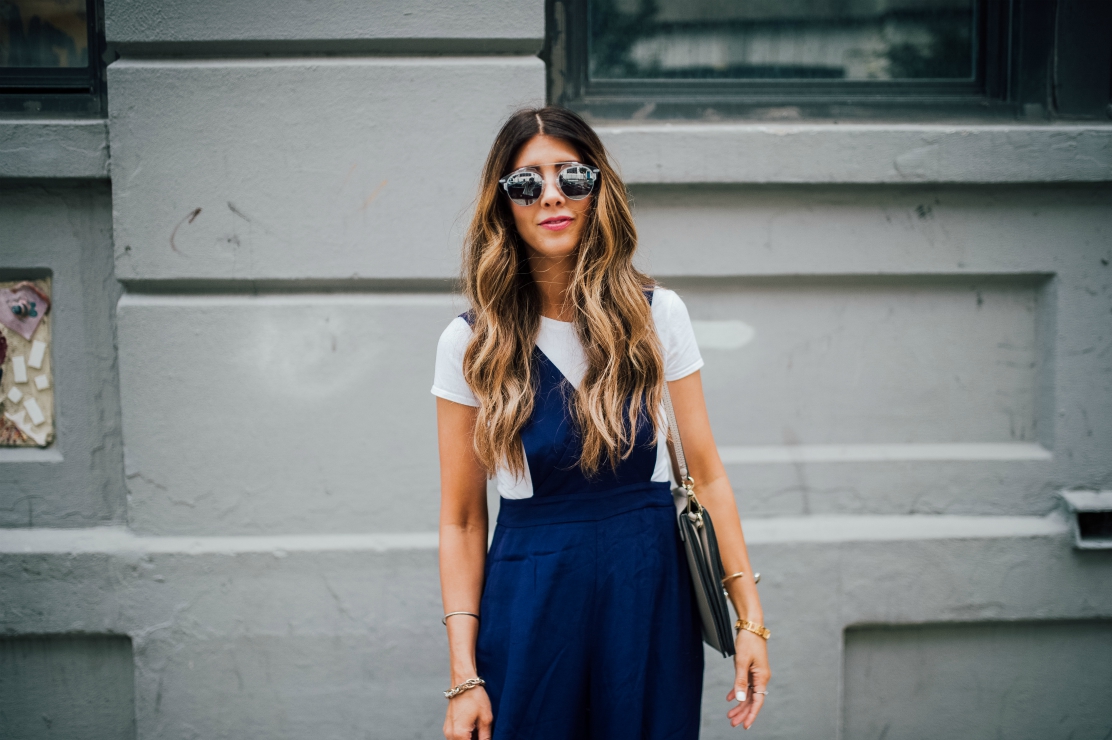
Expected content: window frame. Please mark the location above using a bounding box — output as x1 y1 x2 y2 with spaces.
0 0 107 116
546 0 1111 121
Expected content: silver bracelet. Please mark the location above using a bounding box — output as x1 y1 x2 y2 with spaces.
444 677 485 699
442 611 480 626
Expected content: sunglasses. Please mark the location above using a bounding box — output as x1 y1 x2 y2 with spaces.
498 162 600 206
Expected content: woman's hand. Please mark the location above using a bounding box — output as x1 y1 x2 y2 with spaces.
443 686 494 740
726 629 771 730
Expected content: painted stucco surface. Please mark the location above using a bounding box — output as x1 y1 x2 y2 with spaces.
108 58 545 282
844 620 1112 739
104 0 544 49
0 183 126 528
0 121 109 179
599 123 1112 184
3 0 1112 736
3 520 1108 740
116 293 463 535
0 634 136 739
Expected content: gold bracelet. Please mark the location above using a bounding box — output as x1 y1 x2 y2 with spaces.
735 619 771 640
442 611 479 626
443 677 485 700
721 571 761 585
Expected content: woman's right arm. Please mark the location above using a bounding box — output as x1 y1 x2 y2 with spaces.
437 397 494 740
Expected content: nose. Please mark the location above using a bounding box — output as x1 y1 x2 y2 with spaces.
540 172 565 208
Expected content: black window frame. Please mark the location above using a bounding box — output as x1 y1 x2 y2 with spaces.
0 0 108 116
546 0 1112 121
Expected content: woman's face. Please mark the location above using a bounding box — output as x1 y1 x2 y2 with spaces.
506 135 592 262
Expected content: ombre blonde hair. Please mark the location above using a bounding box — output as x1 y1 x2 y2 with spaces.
462 107 664 477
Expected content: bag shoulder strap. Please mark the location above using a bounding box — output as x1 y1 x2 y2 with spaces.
647 284 692 491
662 383 691 489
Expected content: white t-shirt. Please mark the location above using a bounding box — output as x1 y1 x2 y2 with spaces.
431 286 704 499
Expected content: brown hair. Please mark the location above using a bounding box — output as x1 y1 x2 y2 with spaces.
461 106 664 476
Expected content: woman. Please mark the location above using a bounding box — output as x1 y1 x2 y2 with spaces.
432 106 769 740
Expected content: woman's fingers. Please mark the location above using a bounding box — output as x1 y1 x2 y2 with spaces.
733 676 749 704
477 706 494 740
727 636 772 730
447 721 476 740
448 722 472 740
740 659 771 729
741 685 767 729
727 653 752 728
731 645 750 703
726 682 767 728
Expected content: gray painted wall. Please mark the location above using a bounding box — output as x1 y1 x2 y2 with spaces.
0 182 126 528
844 620 1112 739
0 634 136 739
2 0 1112 738
108 56 544 282
103 0 544 53
116 293 462 535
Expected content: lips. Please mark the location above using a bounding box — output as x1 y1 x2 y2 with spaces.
540 216 573 231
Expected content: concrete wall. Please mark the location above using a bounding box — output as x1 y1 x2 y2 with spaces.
844 620 1112 739
0 634 136 739
2 1 1112 739
0 182 125 528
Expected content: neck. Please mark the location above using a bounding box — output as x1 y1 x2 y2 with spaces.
528 250 577 322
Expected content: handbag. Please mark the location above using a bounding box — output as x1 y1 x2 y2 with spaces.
663 384 736 657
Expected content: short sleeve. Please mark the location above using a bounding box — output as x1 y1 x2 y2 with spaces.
652 287 704 381
431 317 479 407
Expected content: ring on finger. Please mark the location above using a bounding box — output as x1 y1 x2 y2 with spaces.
753 689 769 695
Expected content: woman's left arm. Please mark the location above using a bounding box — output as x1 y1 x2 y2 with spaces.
668 370 770 731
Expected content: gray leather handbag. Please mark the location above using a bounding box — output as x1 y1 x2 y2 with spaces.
663 385 736 658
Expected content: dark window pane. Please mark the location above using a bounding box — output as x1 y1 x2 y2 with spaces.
589 0 976 81
1 0 89 68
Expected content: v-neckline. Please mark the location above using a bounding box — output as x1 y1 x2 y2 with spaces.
535 317 582 388
533 344 572 387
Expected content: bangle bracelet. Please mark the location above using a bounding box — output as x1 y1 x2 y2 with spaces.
721 571 761 585
736 619 771 640
444 677 485 699
442 611 479 626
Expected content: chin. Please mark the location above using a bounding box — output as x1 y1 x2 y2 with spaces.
530 231 582 259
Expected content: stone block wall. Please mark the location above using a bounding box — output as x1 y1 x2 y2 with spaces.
1 1 1111 738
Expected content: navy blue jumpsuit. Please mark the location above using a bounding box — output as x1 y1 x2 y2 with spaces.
467 302 705 739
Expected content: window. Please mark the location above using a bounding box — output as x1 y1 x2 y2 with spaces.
546 0 1112 121
0 0 106 115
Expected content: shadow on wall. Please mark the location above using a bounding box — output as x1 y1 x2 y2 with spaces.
843 619 1112 740
0 634 136 739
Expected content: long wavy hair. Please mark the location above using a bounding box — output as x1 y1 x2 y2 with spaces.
462 106 664 477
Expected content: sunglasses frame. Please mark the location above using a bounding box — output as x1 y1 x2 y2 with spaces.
498 161 600 206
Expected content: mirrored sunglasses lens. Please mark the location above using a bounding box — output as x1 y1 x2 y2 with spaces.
559 166 596 199
504 171 543 205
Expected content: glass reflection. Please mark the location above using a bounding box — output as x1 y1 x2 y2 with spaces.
589 0 975 81
558 165 595 198
505 171 545 203
1 0 88 68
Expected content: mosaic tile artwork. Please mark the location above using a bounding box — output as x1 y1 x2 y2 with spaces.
0 279 54 447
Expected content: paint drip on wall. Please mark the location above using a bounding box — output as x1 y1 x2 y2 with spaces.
0 279 54 447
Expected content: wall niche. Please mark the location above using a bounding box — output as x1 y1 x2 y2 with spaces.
1 277 54 447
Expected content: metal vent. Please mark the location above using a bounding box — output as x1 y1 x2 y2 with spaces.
1060 490 1112 549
